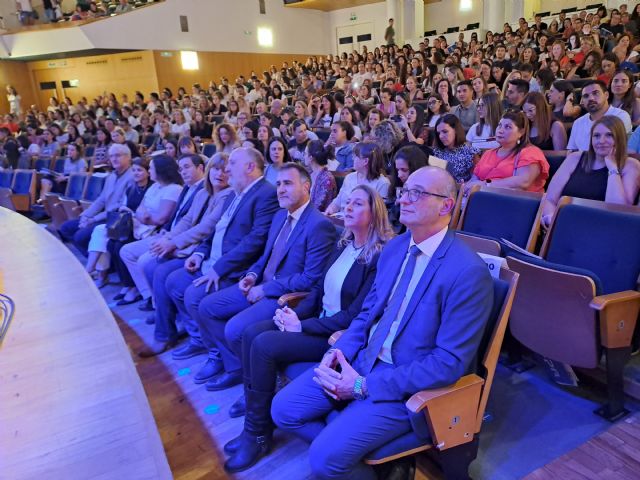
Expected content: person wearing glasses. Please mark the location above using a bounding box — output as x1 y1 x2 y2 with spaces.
466 92 502 149
59 143 135 257
272 166 494 480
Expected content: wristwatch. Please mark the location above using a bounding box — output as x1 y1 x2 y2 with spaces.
608 168 621 176
353 376 368 400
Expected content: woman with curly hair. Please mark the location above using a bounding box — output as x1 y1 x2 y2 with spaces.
213 123 240 154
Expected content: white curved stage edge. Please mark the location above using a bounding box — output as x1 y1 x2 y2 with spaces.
0 208 171 479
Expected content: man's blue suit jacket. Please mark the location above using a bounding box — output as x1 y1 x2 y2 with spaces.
335 230 494 404
249 203 337 299
194 178 279 282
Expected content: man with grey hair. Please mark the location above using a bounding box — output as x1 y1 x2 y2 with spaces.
139 148 279 358
60 143 134 256
272 167 494 480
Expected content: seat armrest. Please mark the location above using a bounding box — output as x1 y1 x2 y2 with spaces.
591 290 640 349
328 329 345 346
277 291 309 308
405 374 484 451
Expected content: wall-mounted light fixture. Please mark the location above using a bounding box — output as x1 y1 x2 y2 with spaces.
257 27 273 47
460 0 472 12
180 51 199 70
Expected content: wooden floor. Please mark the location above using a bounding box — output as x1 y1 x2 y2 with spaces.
525 414 640 480
73 247 639 480
109 294 315 480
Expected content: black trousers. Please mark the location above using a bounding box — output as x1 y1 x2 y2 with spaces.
240 319 330 392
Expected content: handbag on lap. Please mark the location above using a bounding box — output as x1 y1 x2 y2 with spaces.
106 211 133 242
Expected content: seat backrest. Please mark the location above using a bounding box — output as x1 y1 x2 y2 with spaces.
33 158 50 171
460 187 543 251
85 145 95 158
315 129 331 142
144 134 158 149
0 187 16 211
0 170 13 189
65 173 88 200
53 157 66 173
83 175 106 202
474 268 519 431
542 150 567 187
202 143 217 158
12 170 34 194
543 198 640 294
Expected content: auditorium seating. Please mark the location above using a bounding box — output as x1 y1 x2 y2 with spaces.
507 197 640 421
8 169 36 212
457 186 544 253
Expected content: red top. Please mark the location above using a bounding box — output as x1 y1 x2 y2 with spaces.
474 145 550 192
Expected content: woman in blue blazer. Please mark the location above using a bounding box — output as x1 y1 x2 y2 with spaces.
222 185 394 473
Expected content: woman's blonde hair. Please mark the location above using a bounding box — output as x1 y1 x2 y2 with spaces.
338 184 394 264
585 116 628 173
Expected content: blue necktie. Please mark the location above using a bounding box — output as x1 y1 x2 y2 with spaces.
262 215 293 281
360 245 422 373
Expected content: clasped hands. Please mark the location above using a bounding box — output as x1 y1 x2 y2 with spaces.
238 273 265 303
313 349 360 401
272 306 302 332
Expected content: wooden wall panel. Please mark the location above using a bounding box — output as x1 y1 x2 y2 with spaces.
153 51 318 93
7 49 318 112
0 60 37 115
26 51 160 110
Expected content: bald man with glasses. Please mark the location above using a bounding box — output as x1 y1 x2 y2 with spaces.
272 167 494 480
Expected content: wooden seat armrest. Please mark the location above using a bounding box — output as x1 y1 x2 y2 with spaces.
591 290 640 349
277 292 309 308
405 374 484 451
79 200 92 211
328 329 345 346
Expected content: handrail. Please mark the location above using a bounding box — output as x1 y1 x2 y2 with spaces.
0 1 164 36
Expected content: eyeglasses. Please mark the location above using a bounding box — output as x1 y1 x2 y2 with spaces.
399 187 448 203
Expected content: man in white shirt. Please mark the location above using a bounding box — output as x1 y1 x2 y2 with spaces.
567 80 632 151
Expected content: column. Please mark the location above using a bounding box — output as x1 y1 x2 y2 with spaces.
401 0 424 45
483 0 506 34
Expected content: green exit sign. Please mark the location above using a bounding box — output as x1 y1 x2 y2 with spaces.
350 13 357 21
160 51 173 57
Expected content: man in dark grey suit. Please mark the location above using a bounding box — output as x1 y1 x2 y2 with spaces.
271 167 494 480
138 148 279 357
194 162 337 391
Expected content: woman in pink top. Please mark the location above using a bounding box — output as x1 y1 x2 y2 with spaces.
465 111 549 193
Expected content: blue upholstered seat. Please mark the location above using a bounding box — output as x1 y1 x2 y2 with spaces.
12 171 33 194
545 204 640 294
0 170 13 189
461 190 541 249
33 158 49 172
53 158 66 174
202 144 217 158
83 175 106 202
65 174 88 201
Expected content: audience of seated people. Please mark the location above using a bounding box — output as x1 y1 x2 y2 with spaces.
3 5 640 475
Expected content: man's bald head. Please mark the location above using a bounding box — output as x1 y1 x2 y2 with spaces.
398 166 458 238
412 166 458 200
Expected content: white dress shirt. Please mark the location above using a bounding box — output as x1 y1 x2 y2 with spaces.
200 176 263 273
321 244 361 317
